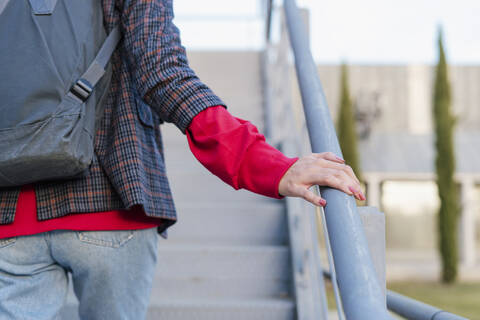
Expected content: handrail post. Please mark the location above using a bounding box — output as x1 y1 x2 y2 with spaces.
265 0 273 42
261 47 274 141
282 0 392 318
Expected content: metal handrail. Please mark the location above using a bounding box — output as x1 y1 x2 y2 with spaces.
269 40 330 318
323 271 469 319
387 291 469 320
278 0 392 318
265 1 470 319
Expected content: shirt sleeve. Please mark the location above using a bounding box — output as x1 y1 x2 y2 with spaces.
186 106 298 199
117 0 226 132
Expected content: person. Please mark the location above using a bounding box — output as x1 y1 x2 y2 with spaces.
0 1 364 319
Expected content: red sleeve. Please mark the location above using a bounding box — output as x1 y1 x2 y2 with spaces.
186 106 298 199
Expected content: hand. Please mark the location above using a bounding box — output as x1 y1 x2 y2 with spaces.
278 152 365 206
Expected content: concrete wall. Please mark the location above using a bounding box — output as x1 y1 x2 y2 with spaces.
186 50 480 137
291 64 480 136
185 51 264 131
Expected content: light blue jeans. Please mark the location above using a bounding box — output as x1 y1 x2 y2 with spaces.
0 228 159 320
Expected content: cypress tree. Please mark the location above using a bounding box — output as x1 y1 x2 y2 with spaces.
337 63 362 181
433 28 459 283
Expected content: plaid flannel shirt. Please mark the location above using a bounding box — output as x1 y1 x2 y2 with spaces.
0 0 225 237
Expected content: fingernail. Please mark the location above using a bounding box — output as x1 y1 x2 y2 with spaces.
348 186 359 195
360 192 366 201
335 156 345 162
319 199 327 206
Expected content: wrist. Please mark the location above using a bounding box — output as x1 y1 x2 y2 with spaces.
275 157 299 199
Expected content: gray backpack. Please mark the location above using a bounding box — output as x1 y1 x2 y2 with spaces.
0 0 121 187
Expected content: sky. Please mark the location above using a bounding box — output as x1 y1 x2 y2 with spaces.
172 0 479 65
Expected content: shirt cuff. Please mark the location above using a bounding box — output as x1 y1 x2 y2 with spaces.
238 141 299 199
187 105 298 199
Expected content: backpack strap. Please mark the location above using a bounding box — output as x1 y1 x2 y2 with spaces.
0 1 9 15
70 26 121 102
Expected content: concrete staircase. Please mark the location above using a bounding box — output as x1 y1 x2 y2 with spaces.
147 51 296 319
59 51 297 319
147 123 295 319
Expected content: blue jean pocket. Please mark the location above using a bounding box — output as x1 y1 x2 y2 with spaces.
0 237 16 249
76 230 135 248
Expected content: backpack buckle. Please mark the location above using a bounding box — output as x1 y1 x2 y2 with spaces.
70 79 93 102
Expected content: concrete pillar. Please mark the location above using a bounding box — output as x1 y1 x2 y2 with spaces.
460 178 476 267
407 65 432 134
359 206 386 304
366 175 381 209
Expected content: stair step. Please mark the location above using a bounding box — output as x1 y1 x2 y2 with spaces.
155 245 291 279
151 277 291 300
153 245 292 297
167 203 288 245
166 171 276 203
147 298 295 320
59 298 295 320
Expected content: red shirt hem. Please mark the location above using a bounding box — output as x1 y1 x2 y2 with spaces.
0 184 161 239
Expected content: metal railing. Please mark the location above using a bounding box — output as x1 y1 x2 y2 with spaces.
387 291 468 320
322 271 468 320
275 0 390 318
263 0 470 319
